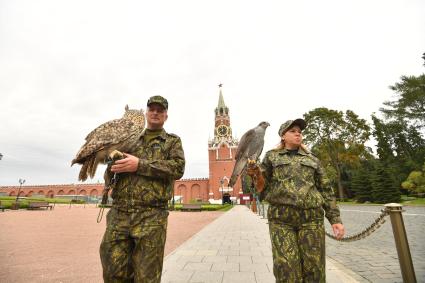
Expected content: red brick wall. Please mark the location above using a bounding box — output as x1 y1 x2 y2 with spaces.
174 178 209 203
0 184 102 197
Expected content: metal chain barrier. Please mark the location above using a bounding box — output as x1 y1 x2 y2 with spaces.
254 203 416 281
325 208 390 242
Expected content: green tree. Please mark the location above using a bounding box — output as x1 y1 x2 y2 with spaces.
371 115 395 162
380 74 425 129
372 115 425 188
303 108 371 199
402 162 425 195
350 161 374 203
371 162 401 203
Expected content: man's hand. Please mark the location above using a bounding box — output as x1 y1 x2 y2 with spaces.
111 153 139 173
332 223 345 240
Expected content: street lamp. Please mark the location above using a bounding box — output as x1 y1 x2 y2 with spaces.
219 177 224 205
15 178 26 203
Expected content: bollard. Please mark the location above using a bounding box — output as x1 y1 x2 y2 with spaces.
385 203 416 283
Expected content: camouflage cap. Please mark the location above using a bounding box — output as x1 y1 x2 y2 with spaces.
147 95 168 110
278 118 306 137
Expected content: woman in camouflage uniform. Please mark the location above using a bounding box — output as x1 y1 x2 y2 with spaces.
248 119 345 283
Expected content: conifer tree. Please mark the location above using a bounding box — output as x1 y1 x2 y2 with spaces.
371 163 401 203
351 164 373 202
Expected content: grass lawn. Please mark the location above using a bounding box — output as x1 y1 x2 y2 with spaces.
337 195 425 206
0 196 75 209
400 197 425 205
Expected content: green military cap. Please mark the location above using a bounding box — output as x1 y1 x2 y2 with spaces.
278 118 306 137
147 95 168 110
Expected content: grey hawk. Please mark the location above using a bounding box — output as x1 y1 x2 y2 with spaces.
71 105 145 181
228 121 270 188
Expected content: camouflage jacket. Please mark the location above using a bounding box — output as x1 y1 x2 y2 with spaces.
260 147 342 224
106 129 185 210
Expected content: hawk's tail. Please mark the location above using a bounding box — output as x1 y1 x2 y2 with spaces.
228 174 238 188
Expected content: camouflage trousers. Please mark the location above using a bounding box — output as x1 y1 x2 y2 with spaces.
268 205 325 283
99 207 168 283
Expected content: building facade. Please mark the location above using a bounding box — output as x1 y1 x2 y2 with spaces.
0 86 243 203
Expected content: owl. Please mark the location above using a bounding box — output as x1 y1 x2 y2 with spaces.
71 105 145 181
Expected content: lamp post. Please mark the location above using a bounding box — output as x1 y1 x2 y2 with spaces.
219 178 224 205
14 179 25 208
16 179 25 201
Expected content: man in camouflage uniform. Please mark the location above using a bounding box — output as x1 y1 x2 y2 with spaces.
99 95 185 283
248 119 345 283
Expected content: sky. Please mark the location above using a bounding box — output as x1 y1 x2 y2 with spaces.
0 0 424 186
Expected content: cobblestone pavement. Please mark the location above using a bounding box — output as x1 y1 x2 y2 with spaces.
162 205 358 283
324 205 425 283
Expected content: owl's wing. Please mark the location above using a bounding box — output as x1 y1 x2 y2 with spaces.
85 118 125 141
72 118 140 164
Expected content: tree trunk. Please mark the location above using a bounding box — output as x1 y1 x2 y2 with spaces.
335 163 345 199
328 142 345 199
336 175 344 200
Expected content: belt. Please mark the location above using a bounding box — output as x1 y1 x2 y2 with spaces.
113 201 168 212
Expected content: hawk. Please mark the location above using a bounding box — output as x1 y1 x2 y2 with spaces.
228 121 270 188
71 105 145 181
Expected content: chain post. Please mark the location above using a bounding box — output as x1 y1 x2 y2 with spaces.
261 203 264 219
384 203 416 283
262 203 268 219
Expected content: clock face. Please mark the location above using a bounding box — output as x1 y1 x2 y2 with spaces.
217 125 229 137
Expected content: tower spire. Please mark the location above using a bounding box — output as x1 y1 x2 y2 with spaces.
217 83 226 109
215 83 228 116
210 83 238 148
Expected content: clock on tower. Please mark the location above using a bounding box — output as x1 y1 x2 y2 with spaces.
217 125 229 137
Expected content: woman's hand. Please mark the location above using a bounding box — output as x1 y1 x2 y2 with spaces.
246 160 261 176
331 223 345 240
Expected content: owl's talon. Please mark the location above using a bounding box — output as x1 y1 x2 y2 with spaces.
107 150 124 164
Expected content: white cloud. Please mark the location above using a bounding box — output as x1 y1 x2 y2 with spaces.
1 0 424 185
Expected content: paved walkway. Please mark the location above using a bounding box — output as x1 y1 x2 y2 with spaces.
161 205 358 283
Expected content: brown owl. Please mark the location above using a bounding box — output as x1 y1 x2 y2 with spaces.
71 105 145 181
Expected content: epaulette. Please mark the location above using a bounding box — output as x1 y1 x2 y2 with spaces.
167 132 180 138
306 152 320 161
267 148 280 154
308 151 318 158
